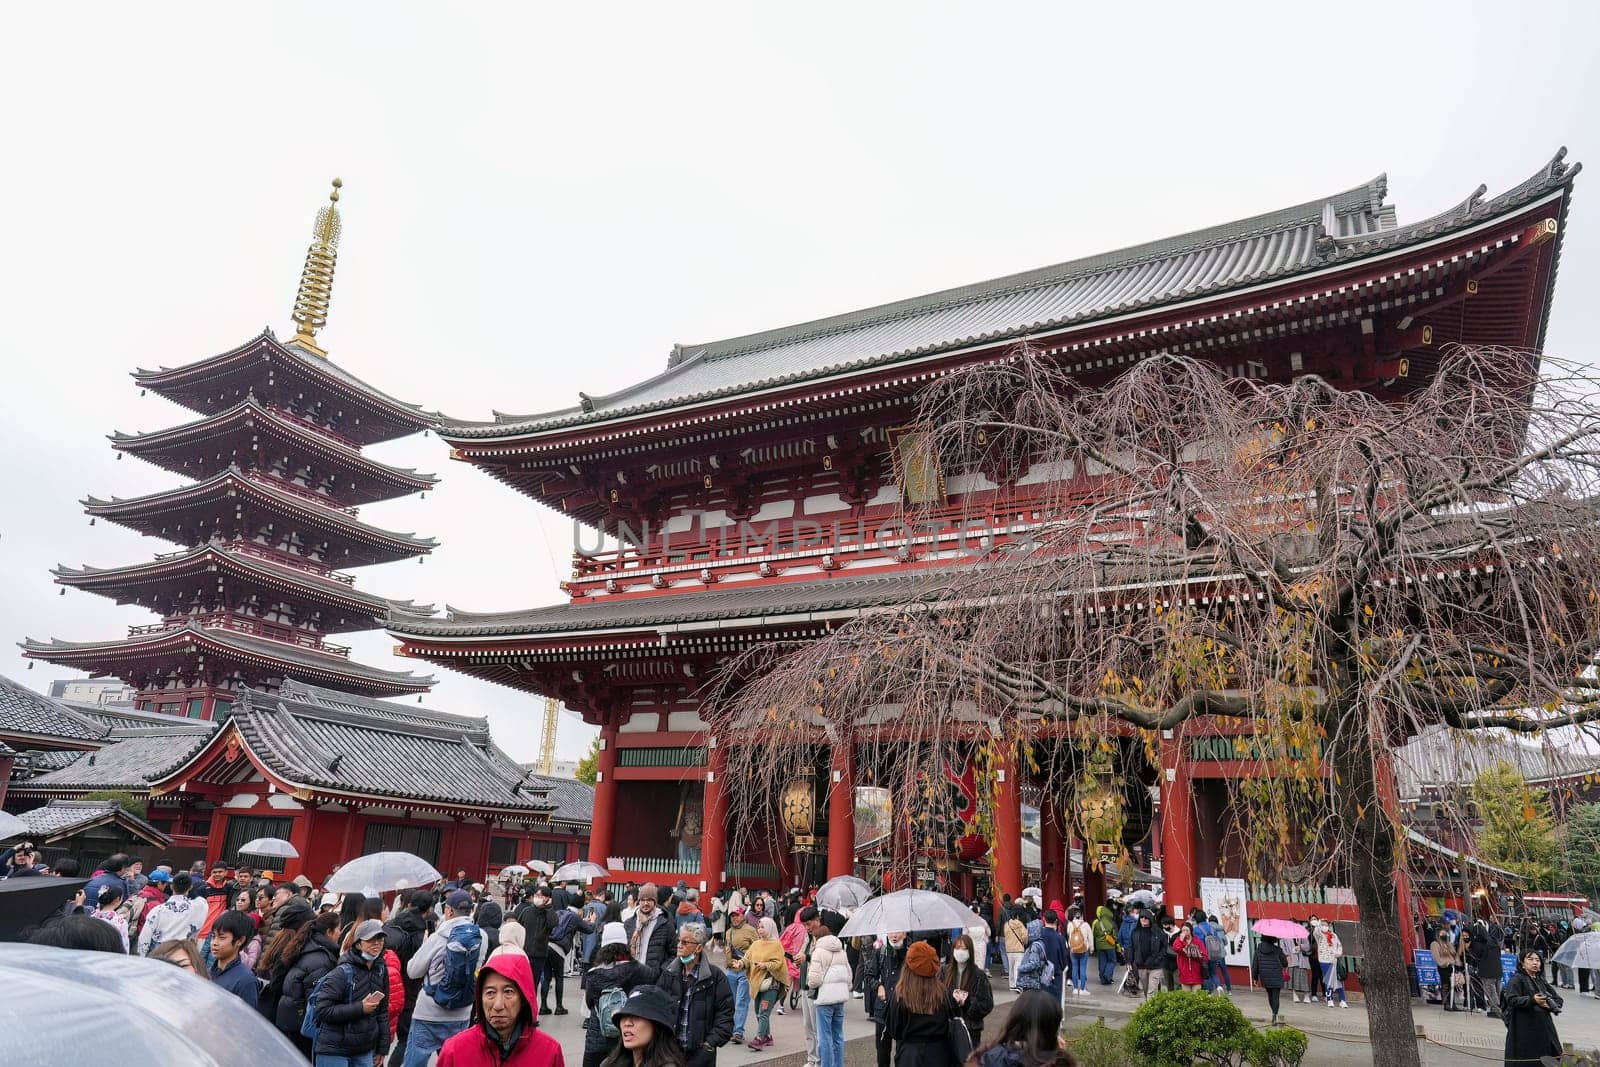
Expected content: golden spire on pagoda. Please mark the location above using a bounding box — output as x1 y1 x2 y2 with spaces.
288 177 344 357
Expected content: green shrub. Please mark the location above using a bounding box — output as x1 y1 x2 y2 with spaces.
1064 1020 1142 1067
1247 1027 1309 1067
1123 990 1254 1066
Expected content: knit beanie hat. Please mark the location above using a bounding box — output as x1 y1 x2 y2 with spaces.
906 940 939 978
602 921 628 947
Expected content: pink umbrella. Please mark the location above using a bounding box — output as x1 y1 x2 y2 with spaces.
1253 918 1309 939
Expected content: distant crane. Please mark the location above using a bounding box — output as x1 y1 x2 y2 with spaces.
538 696 559 775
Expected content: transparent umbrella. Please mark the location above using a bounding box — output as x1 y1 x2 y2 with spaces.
528 860 555 876
1 944 306 1065
838 889 983 938
499 865 530 880
551 860 610 883
1552 931 1600 970
324 852 442 895
816 875 873 911
238 837 299 860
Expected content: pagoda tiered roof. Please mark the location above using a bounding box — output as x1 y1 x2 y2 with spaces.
22 622 436 698
53 545 433 634
111 398 438 506
135 330 438 447
82 469 437 567
146 680 555 818
439 149 1578 448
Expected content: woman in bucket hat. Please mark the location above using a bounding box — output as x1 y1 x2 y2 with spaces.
600 986 688 1067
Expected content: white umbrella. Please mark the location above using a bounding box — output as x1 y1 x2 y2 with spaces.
1122 889 1158 908
0 810 28 841
324 852 442 894
527 859 555 876
838 889 983 938
238 837 299 860
1021 886 1042 901
1552 931 1600 970
816 875 873 911
551 860 610 883
499 864 530 879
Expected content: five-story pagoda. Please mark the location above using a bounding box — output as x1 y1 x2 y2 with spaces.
24 181 438 718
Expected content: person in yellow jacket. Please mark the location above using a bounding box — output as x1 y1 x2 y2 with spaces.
744 935 790 1051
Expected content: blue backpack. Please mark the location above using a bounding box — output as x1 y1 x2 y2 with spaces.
300 962 357 1042
424 923 482 1011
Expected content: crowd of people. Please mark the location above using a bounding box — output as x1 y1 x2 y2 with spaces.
7 843 1586 1067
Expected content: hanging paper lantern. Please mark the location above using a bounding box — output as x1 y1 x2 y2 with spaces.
781 778 815 837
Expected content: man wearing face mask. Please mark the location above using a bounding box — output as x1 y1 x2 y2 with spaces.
311 918 393 1066
655 922 734 1067
861 932 909 1067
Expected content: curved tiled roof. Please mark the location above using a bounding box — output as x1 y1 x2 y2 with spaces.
524 773 594 826
390 568 959 639
440 150 1579 440
16 800 171 846
13 721 218 792
211 685 551 812
0 675 110 746
22 623 437 696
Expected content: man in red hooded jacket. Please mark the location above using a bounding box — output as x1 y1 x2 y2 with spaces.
437 952 563 1067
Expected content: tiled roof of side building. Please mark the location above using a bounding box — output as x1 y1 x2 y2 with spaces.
17 799 172 846
440 150 1578 439
0 675 111 745
13 722 219 792
390 568 959 639
523 773 595 826
222 685 551 812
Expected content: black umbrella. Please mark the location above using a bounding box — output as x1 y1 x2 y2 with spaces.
0 876 88 940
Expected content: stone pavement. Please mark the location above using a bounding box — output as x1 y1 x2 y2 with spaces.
529 953 1600 1067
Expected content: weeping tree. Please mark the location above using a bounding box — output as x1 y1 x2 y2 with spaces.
705 345 1600 1066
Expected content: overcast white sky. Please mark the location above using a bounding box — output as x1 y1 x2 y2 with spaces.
1 2 1595 763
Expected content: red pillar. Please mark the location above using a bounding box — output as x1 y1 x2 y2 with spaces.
700 740 727 897
992 741 1023 910
1159 732 1197 921
587 719 620 867
1041 797 1067 910
827 741 855 879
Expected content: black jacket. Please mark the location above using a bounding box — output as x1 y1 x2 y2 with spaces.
655 956 735 1060
475 900 504 954
312 949 392 1056
583 959 658 1011
1251 941 1286 989
1129 924 1168 970
625 910 676 970
862 943 907 1023
939 961 994 1038
1502 970 1563 1063
516 901 558 958
275 932 341 1036
887 993 959 1067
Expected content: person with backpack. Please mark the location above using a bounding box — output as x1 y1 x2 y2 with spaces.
516 885 562 1015
583 924 659 1067
1037 910 1068 1002
547 898 591 1015
437 951 563 1067
405 888 487 1067
1064 909 1093 997
1012 921 1052 993
306 918 392 1066
1091 906 1119 988
277 912 345 1055
1192 910 1232 996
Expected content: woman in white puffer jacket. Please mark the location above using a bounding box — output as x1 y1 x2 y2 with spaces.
807 933 854 1067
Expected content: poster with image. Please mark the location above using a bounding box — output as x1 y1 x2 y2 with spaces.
1200 877 1252 966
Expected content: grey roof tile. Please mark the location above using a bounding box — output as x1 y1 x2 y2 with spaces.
0 675 111 744
13 721 218 792
523 773 594 825
17 799 171 846
390 568 955 639
224 683 552 813
441 150 1579 439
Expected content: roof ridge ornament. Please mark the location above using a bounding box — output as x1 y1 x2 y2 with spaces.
289 178 344 358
